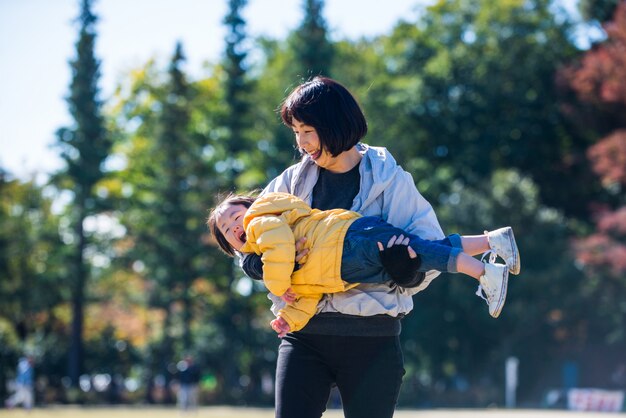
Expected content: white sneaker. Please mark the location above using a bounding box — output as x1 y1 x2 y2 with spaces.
485 226 521 275
476 263 509 318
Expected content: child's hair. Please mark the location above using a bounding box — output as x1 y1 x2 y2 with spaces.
207 193 257 257
280 76 368 157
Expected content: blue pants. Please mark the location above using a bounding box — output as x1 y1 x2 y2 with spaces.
340 216 462 284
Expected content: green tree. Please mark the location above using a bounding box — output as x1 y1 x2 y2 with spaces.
212 0 274 403
149 43 196 385
289 0 334 78
222 0 251 165
364 0 591 218
242 0 335 181
219 0 273 189
399 169 581 406
580 0 620 22
0 174 67 400
107 43 210 402
53 0 112 387
103 43 277 404
247 38 304 175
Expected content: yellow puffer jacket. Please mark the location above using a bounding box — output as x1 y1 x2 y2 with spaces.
240 192 361 331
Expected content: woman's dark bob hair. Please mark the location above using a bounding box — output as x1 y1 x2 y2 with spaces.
280 77 368 157
207 193 257 257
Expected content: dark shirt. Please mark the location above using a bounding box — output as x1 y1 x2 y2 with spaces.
178 363 201 385
311 164 360 211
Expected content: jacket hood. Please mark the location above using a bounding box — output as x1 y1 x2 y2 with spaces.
282 143 401 212
243 193 311 229
355 143 400 211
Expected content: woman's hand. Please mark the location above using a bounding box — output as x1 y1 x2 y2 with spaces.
377 235 424 288
280 287 297 304
376 234 418 258
270 317 291 338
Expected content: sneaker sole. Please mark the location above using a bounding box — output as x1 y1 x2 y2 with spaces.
503 227 521 275
491 268 509 318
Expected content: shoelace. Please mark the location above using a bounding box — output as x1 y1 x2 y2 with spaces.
480 249 497 265
475 262 500 306
475 285 487 302
476 249 497 303
476 283 494 304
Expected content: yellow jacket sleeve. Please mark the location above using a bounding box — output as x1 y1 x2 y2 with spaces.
278 294 323 332
246 216 295 297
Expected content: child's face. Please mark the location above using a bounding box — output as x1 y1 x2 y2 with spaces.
215 203 248 251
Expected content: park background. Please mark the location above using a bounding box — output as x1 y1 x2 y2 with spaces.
1 0 626 411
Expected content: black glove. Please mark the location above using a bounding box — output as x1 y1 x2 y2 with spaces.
379 244 424 288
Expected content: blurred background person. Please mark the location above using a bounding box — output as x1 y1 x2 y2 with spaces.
175 354 201 413
5 355 34 410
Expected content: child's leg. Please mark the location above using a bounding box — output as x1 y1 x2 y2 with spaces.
340 217 433 284
409 229 511 319
407 234 463 273
340 217 486 282
455 253 485 281
459 235 490 256
341 217 404 284
460 228 521 275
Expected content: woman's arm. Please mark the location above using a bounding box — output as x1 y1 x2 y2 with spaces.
382 166 445 293
240 237 309 282
240 253 264 281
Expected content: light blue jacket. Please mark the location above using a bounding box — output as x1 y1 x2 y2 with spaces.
259 143 444 317
16 357 33 386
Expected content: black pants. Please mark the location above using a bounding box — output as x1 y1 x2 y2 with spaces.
275 332 405 418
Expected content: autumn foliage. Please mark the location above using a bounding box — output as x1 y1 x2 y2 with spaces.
564 2 626 277
587 129 626 186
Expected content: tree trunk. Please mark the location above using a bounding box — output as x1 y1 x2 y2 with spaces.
68 202 86 387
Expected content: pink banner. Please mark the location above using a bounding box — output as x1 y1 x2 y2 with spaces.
567 388 625 412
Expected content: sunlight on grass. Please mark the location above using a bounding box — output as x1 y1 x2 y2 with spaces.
1 408 625 418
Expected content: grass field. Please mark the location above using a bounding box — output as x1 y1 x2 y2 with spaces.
1 407 625 418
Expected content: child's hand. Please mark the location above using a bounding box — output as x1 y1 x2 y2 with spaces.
270 317 291 338
281 287 297 304
293 237 309 271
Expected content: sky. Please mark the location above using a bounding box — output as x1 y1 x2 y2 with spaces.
0 0 584 182
0 0 435 181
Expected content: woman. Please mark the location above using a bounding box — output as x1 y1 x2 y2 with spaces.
242 77 446 418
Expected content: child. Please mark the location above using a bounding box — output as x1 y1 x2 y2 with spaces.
208 191 520 336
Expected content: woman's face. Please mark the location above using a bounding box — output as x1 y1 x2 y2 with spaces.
292 118 338 171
